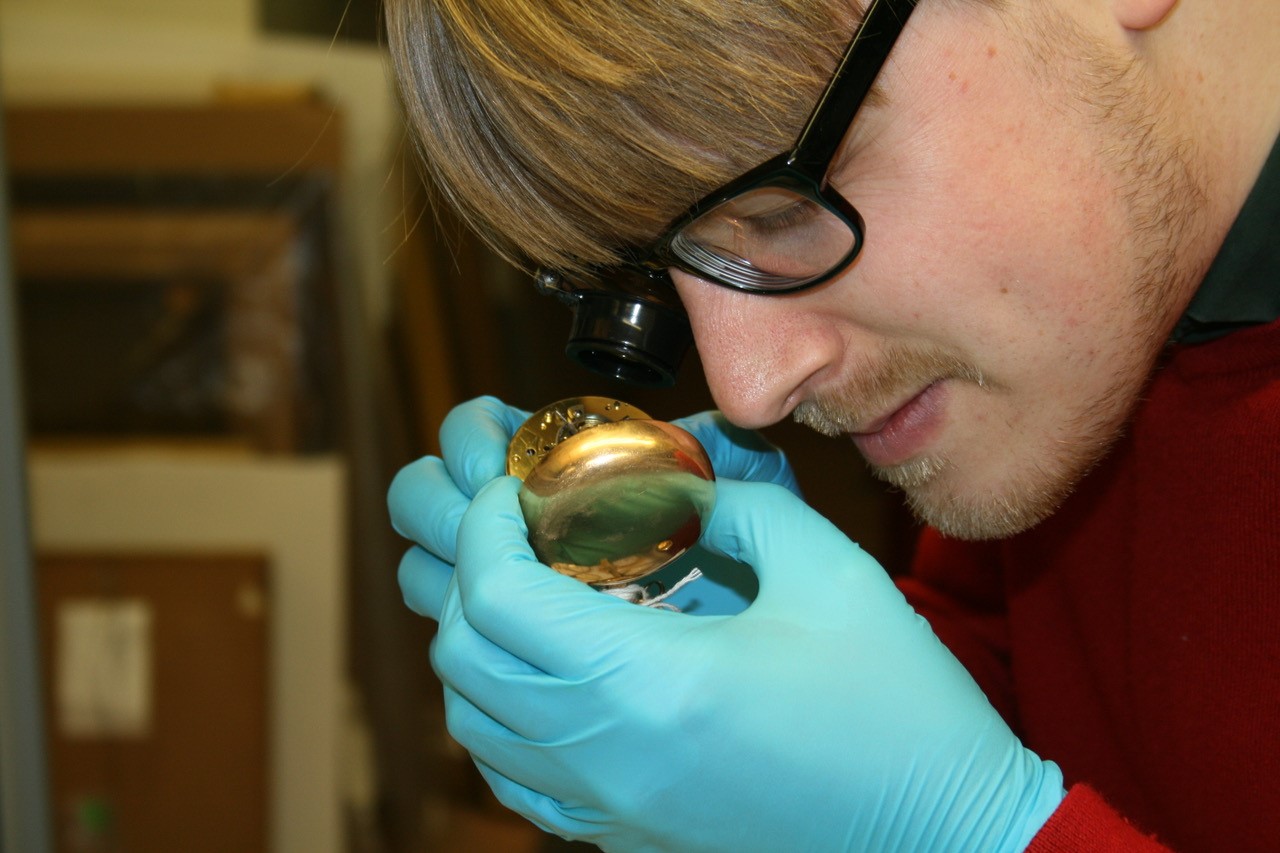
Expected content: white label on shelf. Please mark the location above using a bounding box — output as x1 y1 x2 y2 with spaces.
57 599 153 738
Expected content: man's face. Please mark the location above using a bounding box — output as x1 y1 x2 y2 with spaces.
670 1 1207 539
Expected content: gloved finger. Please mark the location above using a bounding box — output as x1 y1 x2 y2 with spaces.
443 675 674 848
699 479 888 616
476 760 616 848
439 396 531 498
431 599 584 743
672 411 801 495
439 681 566 794
440 679 612 840
397 546 452 620
388 456 468 564
452 476 675 678
471 759 587 841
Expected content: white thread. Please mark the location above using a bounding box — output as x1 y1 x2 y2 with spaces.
600 568 704 611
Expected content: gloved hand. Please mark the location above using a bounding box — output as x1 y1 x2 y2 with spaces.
399 473 1066 852
389 396 799 615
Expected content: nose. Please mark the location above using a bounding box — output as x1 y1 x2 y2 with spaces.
670 271 844 429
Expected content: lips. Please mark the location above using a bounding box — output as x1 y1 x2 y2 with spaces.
849 381 948 467
849 387 929 435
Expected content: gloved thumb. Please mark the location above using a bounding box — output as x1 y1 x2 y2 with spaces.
672 411 801 495
700 479 887 612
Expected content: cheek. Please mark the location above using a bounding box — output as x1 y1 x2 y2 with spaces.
859 99 1132 368
856 33 1132 324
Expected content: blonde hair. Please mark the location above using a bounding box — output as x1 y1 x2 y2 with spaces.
386 0 853 274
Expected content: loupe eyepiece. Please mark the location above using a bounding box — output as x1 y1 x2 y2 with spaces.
536 268 691 388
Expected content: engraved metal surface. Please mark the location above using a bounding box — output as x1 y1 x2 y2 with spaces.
506 397 651 481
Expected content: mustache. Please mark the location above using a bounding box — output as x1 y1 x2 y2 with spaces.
792 344 986 437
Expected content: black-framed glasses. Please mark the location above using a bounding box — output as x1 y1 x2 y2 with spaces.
639 0 916 293
538 0 917 384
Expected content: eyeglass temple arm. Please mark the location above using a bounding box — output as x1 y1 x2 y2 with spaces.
787 0 917 176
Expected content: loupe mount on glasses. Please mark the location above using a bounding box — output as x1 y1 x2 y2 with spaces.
535 267 692 388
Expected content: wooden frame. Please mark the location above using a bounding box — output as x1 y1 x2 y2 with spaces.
12 208 308 451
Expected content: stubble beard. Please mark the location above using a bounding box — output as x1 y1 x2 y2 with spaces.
791 343 1105 541
796 13 1208 541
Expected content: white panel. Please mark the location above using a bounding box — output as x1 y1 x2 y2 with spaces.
56 599 153 738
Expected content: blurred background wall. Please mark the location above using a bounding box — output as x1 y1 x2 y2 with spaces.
2 0 399 327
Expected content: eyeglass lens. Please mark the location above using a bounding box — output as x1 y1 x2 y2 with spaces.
669 186 858 290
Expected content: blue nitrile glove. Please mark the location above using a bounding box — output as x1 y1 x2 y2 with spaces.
401 474 1066 853
389 396 799 615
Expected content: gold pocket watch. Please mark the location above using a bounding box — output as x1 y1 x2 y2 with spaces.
506 397 716 586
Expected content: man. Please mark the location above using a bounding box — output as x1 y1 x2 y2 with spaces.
385 0 1280 849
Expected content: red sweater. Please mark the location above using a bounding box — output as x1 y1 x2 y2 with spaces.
900 318 1280 852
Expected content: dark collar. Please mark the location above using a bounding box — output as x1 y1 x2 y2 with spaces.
1172 136 1280 344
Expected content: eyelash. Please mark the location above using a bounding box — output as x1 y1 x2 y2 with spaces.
742 201 818 235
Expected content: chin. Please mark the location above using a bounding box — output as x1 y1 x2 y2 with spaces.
902 482 1064 541
870 445 1094 541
